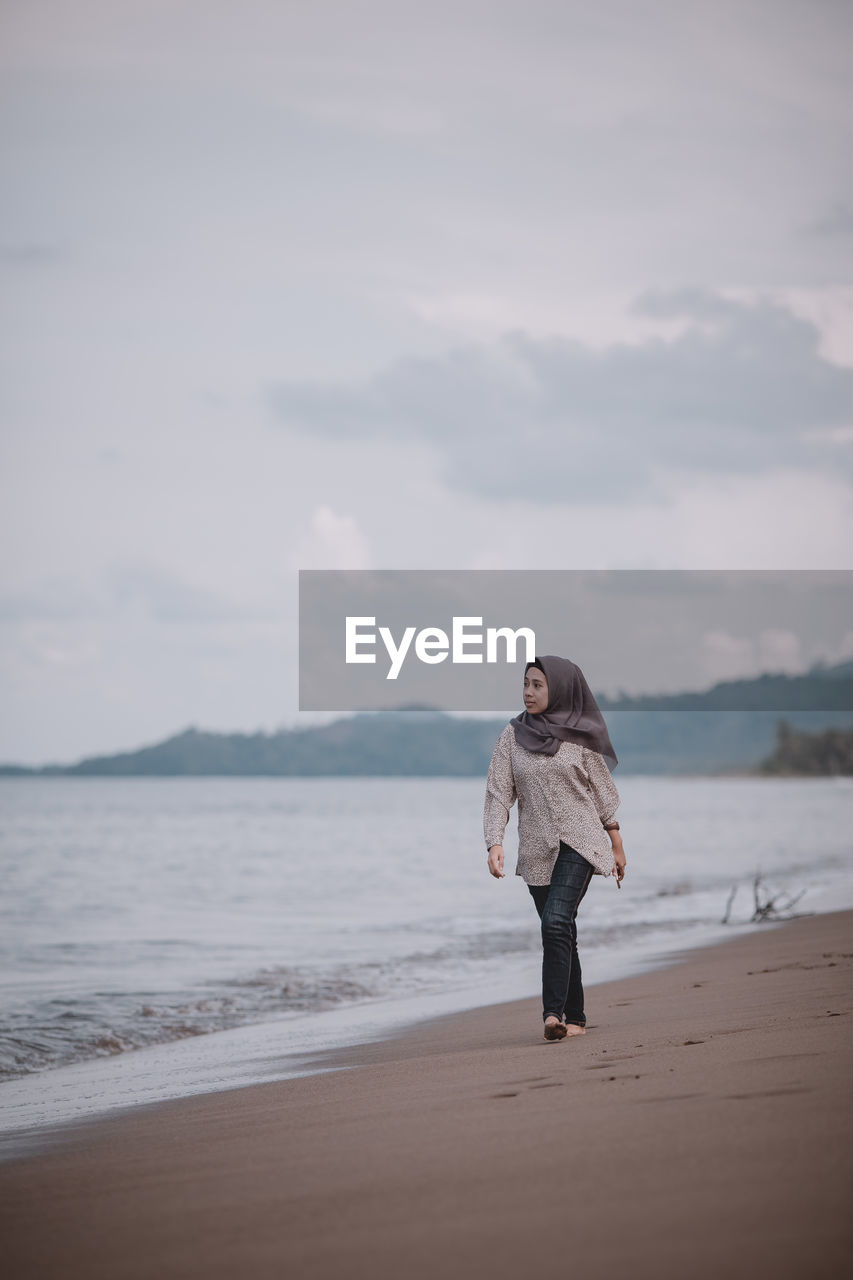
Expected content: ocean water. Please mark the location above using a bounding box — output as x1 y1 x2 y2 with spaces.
1 774 852 1140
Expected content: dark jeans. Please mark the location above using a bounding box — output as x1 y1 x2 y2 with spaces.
528 841 594 1025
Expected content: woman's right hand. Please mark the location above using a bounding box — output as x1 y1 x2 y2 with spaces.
487 845 505 879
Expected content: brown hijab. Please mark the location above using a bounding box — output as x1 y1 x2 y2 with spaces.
511 654 618 769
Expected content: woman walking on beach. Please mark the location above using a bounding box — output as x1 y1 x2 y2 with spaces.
484 654 626 1042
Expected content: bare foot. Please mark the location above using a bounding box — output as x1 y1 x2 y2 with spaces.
543 1015 568 1041
563 1022 586 1036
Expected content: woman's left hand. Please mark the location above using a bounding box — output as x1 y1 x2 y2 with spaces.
612 843 626 887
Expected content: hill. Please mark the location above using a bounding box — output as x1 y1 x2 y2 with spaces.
2 660 852 777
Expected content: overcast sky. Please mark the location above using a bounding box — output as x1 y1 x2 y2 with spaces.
2 0 853 763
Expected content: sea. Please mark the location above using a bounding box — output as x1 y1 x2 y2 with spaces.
1 774 852 1151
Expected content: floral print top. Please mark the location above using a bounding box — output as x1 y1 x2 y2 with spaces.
483 722 621 885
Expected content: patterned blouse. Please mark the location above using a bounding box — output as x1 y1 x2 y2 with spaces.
483 722 621 885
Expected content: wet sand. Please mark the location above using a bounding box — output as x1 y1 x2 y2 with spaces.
2 909 851 1279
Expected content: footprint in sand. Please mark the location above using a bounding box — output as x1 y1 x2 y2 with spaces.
490 1078 567 1097
726 1087 811 1100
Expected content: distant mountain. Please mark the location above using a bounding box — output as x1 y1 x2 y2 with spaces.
596 657 853 711
1 712 506 778
2 660 852 777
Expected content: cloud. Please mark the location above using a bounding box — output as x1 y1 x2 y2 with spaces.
291 92 444 139
0 242 66 267
289 505 371 570
102 563 272 623
0 565 273 625
827 631 853 665
700 629 757 684
700 627 803 685
756 629 803 673
268 290 853 503
0 578 100 623
804 202 853 238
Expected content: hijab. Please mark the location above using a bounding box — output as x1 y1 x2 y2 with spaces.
511 654 618 770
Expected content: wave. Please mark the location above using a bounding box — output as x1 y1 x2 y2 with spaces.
0 915 722 1081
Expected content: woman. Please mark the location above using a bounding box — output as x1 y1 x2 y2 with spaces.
484 654 626 1042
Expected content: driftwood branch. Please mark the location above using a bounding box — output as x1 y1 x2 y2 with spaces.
750 872 807 921
721 873 808 924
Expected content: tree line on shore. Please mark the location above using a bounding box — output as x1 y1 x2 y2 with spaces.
759 720 853 776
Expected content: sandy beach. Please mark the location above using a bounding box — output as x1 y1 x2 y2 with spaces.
2 908 851 1280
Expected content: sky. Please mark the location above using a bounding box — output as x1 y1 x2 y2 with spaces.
2 0 853 763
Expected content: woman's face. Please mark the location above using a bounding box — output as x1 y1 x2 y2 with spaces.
523 666 549 714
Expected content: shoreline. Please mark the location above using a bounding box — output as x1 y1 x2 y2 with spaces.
1 905 838 1148
2 908 851 1278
